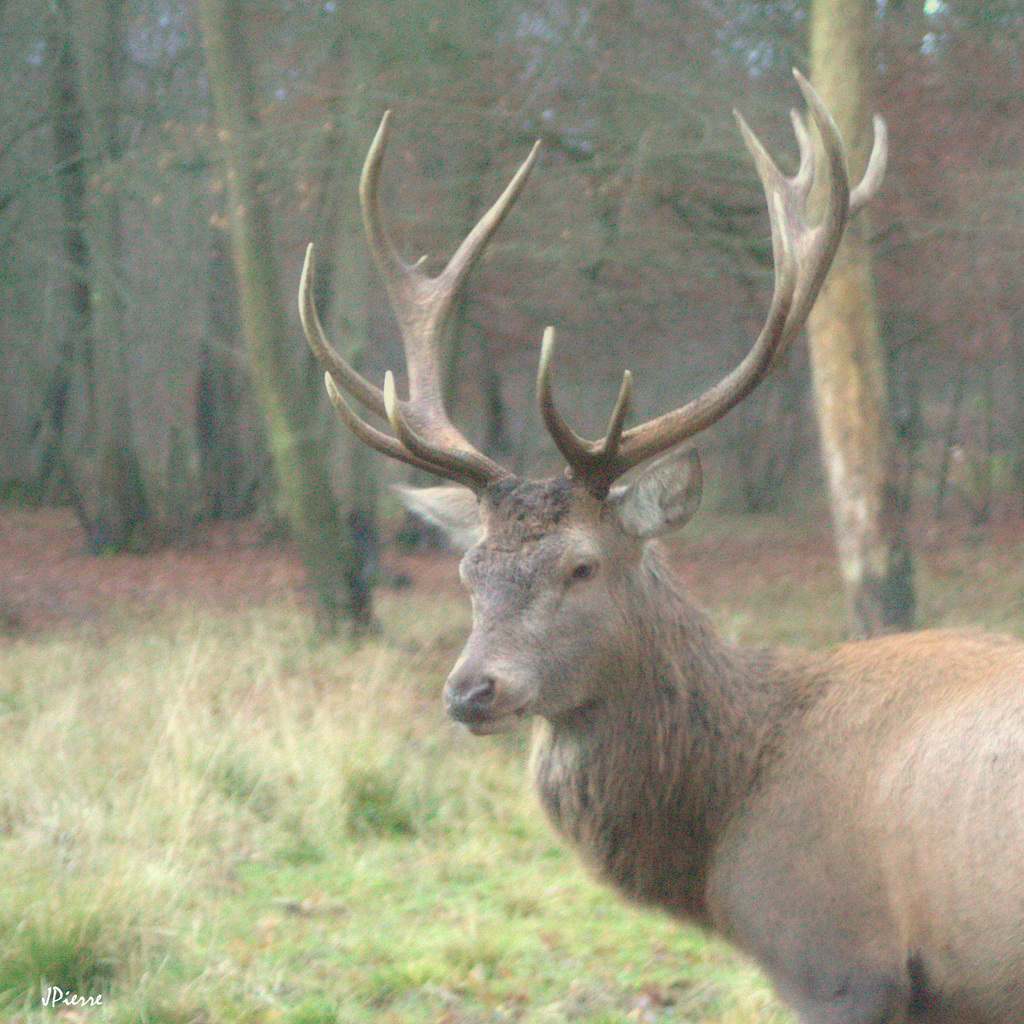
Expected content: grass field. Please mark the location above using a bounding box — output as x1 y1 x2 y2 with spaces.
3 509 1024 1023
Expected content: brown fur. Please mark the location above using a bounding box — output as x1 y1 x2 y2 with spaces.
440 485 1024 1024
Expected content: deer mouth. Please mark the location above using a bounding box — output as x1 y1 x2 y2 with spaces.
455 704 531 735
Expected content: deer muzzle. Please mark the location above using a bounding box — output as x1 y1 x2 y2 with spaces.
443 648 529 734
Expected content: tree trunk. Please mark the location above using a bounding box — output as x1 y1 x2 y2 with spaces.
50 1 147 552
48 25 89 483
317 208 380 617
198 0 372 634
306 56 382 612
199 229 271 522
808 0 915 636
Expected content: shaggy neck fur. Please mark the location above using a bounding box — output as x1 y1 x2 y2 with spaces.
529 541 807 927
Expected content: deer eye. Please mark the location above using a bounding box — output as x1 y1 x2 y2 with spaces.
567 561 598 585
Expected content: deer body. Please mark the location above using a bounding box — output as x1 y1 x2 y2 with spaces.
433 476 1024 1024
707 636 1024 1022
545 621 1024 1020
300 74 1024 1022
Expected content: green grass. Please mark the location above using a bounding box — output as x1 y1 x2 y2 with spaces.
3 528 1024 1022
0 589 790 1023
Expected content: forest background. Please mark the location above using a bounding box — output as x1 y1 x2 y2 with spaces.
2 0 1023 629
5 2 1024 1020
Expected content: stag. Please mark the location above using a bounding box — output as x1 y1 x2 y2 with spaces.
300 72 1024 1024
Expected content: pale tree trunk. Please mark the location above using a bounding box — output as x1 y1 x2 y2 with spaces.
198 0 373 634
808 0 914 636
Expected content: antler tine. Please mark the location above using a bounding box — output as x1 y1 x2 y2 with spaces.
356 111 539 488
537 260 796 498
304 112 542 491
321 373 461 478
302 250 458 478
757 68 850 353
537 327 635 490
849 114 888 216
540 69 885 498
299 244 387 418
303 235 477 480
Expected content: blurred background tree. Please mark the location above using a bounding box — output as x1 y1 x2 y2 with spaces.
41 0 148 553
808 0 914 636
1 0 1023 635
198 0 372 632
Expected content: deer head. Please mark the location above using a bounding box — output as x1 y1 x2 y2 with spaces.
300 70 886 733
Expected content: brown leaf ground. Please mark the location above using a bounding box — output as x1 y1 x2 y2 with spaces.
2 504 1021 643
0 508 466 637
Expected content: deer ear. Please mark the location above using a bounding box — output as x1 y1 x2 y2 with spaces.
394 484 482 551
609 448 703 538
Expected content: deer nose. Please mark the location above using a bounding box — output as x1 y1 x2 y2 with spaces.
443 665 498 724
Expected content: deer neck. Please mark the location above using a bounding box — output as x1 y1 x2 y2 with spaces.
529 543 784 926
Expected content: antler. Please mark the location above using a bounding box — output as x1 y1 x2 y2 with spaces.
538 69 888 498
303 75 886 500
299 111 541 491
